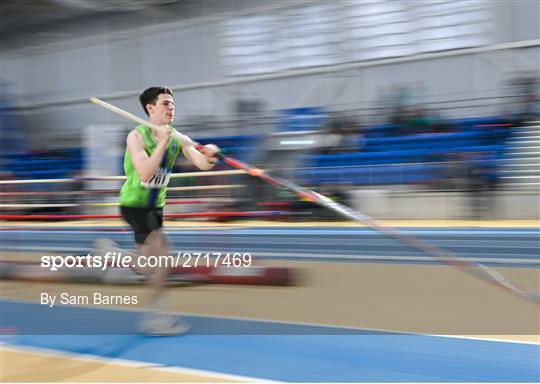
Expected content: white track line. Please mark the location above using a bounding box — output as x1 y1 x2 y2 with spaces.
2 297 537 346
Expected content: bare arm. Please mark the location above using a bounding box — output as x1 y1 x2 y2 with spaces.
127 129 170 183
175 131 218 171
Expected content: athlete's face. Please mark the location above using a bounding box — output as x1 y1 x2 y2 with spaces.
148 93 175 125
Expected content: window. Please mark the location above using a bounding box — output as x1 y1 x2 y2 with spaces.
221 1 491 76
221 14 277 75
345 0 415 60
413 0 490 52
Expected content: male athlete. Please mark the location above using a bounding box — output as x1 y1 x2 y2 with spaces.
95 86 218 335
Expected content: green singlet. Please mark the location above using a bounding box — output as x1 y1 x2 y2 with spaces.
119 125 182 208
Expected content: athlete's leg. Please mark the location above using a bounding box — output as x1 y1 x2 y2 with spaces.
95 208 167 291
91 230 168 302
114 206 189 335
138 229 169 306
136 229 189 335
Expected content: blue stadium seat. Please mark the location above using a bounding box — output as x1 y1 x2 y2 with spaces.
5 148 84 180
278 107 327 132
295 115 511 186
196 135 263 162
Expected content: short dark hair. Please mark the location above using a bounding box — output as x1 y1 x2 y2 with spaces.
139 86 173 116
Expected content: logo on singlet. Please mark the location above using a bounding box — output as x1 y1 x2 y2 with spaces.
140 167 171 189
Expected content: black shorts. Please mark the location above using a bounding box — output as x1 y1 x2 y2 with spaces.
120 206 163 245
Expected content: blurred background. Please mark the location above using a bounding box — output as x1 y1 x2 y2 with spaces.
1 0 539 221
1 2 539 382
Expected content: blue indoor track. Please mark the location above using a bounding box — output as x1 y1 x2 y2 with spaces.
1 299 539 382
2 225 539 381
2 227 539 267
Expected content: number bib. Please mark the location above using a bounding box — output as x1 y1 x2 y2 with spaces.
140 167 171 189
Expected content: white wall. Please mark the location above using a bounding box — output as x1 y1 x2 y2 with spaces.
350 190 540 220
1 0 539 147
